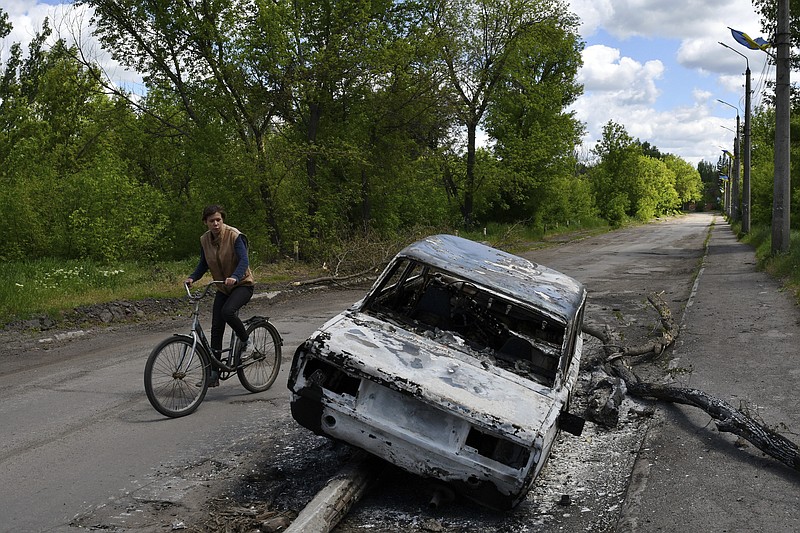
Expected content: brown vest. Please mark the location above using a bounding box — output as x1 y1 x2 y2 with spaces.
200 224 255 294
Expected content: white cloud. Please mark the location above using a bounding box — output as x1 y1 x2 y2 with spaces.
568 0 614 37
571 0 759 41
575 44 666 149
579 45 663 105
678 35 771 79
2 1 142 92
717 73 747 95
567 0 773 165
571 47 742 165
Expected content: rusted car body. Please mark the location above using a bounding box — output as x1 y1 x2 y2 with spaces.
287 234 587 510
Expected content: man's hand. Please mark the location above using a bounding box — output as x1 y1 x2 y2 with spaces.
224 277 237 287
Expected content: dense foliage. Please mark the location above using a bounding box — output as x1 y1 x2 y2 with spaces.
1 1 702 265
585 121 701 227
744 104 800 230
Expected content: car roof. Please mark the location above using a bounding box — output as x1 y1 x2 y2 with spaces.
396 234 586 322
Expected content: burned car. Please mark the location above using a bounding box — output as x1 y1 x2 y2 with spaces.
288 234 586 510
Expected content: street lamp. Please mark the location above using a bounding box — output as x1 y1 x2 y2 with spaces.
719 146 734 215
720 124 737 211
717 99 740 221
719 41 752 234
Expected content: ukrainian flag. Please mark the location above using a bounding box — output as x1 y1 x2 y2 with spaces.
729 27 770 50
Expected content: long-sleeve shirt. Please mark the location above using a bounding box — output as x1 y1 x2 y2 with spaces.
189 234 249 282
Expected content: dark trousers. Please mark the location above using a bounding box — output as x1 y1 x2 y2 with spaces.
211 285 254 355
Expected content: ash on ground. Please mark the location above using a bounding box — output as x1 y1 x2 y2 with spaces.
61 299 657 533
172 344 655 533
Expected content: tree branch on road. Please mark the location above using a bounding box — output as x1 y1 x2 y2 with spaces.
583 292 800 473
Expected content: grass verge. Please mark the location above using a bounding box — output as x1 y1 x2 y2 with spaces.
738 222 800 304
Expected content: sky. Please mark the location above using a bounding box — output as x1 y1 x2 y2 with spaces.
568 0 774 166
2 0 778 167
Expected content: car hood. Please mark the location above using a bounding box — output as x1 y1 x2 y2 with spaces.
308 310 566 444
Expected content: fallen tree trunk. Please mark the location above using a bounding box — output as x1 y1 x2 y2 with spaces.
582 291 800 474
580 293 677 428
619 368 800 473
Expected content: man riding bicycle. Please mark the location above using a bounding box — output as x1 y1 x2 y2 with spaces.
184 204 254 387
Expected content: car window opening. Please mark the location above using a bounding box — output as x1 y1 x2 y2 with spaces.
365 259 566 387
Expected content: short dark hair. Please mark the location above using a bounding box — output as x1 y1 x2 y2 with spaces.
202 204 226 222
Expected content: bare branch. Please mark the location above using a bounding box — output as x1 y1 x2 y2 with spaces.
623 377 800 473
583 292 677 363
583 291 800 474
291 267 380 288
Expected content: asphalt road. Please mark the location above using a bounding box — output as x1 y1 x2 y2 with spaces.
0 288 363 532
617 216 800 532
1 212 797 532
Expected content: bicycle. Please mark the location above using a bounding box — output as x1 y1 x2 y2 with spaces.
144 281 283 418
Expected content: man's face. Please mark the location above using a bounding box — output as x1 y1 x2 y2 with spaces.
205 212 224 235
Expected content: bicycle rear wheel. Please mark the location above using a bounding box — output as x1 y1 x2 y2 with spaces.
145 336 209 417
237 320 282 393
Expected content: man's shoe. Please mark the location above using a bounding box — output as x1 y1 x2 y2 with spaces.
239 339 253 361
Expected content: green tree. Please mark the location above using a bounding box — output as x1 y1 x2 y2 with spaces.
0 9 10 39
81 0 452 257
750 3 800 231
278 0 452 247
587 123 688 224
697 159 721 209
633 155 679 220
81 0 297 250
748 104 800 230
589 121 640 226
664 155 703 208
428 0 568 226
0 18 169 261
749 107 777 226
484 10 587 226
638 141 663 159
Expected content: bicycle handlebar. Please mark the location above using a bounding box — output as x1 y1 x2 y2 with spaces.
184 280 224 300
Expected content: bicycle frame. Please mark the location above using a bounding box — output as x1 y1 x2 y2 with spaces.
180 281 247 375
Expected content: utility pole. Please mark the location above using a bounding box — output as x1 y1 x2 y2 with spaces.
743 61 751 234
727 157 732 217
773 0 791 254
721 156 732 216
732 114 741 222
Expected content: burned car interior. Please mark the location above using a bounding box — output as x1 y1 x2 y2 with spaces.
363 259 569 387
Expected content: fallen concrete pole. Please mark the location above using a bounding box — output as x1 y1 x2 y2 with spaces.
284 451 379 533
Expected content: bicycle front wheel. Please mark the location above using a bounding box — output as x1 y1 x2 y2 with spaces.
145 336 209 418
237 320 282 393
